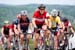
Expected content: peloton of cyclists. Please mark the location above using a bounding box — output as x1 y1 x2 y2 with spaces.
0 4 75 50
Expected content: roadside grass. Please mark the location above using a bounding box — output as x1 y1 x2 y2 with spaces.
29 39 34 50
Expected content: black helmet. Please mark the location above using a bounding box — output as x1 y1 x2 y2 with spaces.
62 17 68 22
38 4 46 9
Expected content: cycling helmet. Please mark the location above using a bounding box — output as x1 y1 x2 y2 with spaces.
62 17 68 22
20 10 28 16
51 9 58 17
38 4 46 9
4 20 9 24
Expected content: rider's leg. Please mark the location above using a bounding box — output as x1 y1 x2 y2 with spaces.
54 36 58 50
7 37 11 49
45 30 50 39
27 34 31 45
0 37 3 45
59 29 64 45
9 32 14 41
20 34 24 45
54 32 59 50
14 30 19 39
33 33 39 50
54 31 60 50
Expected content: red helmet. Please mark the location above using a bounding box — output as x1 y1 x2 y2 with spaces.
17 14 21 19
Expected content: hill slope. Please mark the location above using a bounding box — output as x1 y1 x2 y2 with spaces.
0 4 75 27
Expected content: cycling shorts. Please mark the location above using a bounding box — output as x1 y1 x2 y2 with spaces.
36 24 43 29
51 27 59 35
34 24 43 35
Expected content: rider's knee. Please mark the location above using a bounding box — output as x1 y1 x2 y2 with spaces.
20 34 24 39
33 33 39 41
27 34 31 40
10 32 14 36
35 33 39 40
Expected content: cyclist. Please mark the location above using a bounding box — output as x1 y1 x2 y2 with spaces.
48 9 61 50
17 10 31 47
57 11 75 49
32 4 49 50
62 18 74 33
12 14 21 39
1 20 14 49
57 11 74 33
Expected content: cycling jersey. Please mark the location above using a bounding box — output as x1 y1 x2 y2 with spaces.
49 15 61 28
13 19 19 25
33 10 49 25
19 17 30 33
63 19 72 32
3 25 10 35
9 24 14 32
13 19 19 29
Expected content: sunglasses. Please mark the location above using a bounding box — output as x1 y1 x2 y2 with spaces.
40 8 45 10
21 14 27 16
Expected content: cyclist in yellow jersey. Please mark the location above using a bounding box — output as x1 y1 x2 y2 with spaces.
50 15 61 28
48 9 61 50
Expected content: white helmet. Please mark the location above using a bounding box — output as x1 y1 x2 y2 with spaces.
4 20 9 24
20 10 28 16
51 9 58 17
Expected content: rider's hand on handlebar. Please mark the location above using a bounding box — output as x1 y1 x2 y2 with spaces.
47 27 51 31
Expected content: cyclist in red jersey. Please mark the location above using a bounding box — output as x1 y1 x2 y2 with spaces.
1 20 14 49
57 11 74 33
62 18 74 33
57 11 74 49
32 4 49 50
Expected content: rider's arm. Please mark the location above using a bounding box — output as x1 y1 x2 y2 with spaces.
69 22 75 33
32 18 37 28
14 25 19 34
18 24 22 33
27 17 30 24
14 25 17 31
70 27 74 33
47 19 51 28
57 17 61 28
45 13 51 28
29 22 33 30
1 27 4 37
32 11 38 28
59 21 64 29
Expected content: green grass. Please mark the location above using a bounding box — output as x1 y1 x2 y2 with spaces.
29 39 34 50
0 45 3 50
